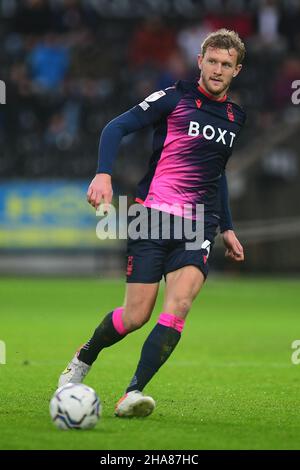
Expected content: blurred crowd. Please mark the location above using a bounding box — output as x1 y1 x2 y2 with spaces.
1 0 300 193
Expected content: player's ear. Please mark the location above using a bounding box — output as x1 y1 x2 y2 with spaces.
197 54 203 71
233 63 242 78
198 54 203 70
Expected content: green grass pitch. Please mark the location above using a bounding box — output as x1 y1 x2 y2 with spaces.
0 277 300 450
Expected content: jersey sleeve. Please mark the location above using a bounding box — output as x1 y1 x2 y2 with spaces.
129 86 182 127
219 171 233 233
97 86 181 174
97 110 143 174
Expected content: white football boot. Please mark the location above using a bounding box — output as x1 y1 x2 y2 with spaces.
115 390 155 418
58 353 91 388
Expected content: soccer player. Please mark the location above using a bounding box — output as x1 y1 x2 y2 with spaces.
58 29 246 417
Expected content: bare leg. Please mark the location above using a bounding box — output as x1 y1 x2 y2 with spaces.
122 282 159 331
163 265 205 319
124 266 205 394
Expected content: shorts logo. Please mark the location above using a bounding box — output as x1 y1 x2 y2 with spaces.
126 256 134 276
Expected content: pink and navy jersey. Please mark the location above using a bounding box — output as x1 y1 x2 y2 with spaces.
130 80 246 217
97 79 246 227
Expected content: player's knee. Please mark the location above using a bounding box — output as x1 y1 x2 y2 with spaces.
123 296 153 330
123 314 149 332
122 304 151 332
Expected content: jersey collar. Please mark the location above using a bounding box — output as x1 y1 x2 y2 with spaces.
197 84 227 103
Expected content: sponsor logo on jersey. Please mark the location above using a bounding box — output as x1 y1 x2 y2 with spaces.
188 122 236 147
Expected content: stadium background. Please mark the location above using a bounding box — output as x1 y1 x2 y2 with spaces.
1 0 300 452
1 0 300 276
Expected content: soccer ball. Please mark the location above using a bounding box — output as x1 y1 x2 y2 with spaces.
49 383 101 430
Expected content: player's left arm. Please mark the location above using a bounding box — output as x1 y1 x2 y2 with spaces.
219 171 244 262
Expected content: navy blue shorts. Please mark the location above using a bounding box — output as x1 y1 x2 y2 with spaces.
125 207 218 283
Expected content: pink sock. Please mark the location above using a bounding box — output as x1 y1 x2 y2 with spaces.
112 307 128 335
158 312 185 333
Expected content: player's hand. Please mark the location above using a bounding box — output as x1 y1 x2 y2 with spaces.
87 173 113 211
222 230 244 262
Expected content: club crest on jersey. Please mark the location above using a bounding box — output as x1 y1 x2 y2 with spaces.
227 103 235 122
188 122 236 147
195 99 202 108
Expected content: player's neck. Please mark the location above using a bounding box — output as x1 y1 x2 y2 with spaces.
197 78 227 102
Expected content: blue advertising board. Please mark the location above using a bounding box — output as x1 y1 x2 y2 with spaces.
0 181 115 249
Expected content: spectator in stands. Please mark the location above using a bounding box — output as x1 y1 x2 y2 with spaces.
28 33 70 91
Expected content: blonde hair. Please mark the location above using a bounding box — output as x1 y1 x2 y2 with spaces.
201 29 246 64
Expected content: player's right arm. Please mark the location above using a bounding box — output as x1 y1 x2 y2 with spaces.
87 173 113 210
87 87 181 209
87 111 143 209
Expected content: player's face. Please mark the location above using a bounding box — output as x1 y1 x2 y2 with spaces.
198 47 242 98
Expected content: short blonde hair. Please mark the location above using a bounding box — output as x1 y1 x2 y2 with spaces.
201 29 246 64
